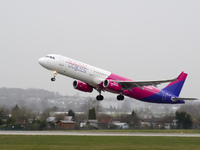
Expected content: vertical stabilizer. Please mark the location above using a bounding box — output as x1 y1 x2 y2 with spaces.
162 72 187 97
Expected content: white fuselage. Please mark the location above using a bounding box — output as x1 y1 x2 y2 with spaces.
38 54 111 88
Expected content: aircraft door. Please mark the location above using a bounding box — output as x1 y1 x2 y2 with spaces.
89 66 94 77
59 56 64 67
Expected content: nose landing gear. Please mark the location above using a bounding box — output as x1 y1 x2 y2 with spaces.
51 71 57 81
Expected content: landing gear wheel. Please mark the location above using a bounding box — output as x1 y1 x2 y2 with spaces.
51 77 56 81
51 71 57 81
117 95 124 101
96 95 104 101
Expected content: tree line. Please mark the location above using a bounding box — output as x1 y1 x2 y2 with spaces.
0 104 194 130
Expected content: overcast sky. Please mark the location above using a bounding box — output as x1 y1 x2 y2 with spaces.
0 0 199 99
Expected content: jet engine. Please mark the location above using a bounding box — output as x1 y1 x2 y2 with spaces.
103 79 122 92
73 80 93 93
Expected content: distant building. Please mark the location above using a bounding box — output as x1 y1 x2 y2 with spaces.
88 120 99 129
47 117 56 122
80 120 99 129
56 120 75 130
99 119 112 129
109 121 129 129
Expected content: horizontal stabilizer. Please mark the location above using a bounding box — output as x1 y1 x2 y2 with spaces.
171 97 198 101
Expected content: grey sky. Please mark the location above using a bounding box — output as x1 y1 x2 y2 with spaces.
0 0 199 99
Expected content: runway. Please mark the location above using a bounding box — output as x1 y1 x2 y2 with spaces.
0 131 200 137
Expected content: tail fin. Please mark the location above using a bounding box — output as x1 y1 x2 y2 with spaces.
162 72 187 97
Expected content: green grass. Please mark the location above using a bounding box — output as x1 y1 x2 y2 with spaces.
64 129 200 133
0 135 200 150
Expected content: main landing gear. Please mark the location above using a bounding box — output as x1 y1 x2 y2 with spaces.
96 90 124 101
96 94 124 101
96 95 104 101
96 90 104 101
96 89 104 101
51 71 57 81
117 95 124 101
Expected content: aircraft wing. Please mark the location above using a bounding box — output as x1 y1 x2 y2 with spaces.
115 78 177 90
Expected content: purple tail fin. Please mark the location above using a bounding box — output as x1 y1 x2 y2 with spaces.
162 72 188 97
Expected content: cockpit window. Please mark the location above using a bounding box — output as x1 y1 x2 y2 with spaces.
46 56 55 59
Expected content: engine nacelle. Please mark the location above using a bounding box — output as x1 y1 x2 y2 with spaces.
103 79 122 92
73 80 93 93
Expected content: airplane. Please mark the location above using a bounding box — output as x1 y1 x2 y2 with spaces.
38 54 197 104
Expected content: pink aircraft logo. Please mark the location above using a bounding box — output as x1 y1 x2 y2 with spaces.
68 59 87 73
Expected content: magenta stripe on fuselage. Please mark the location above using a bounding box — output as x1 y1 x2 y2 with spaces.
107 73 132 82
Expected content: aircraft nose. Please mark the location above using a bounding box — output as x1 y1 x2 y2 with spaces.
38 57 46 66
